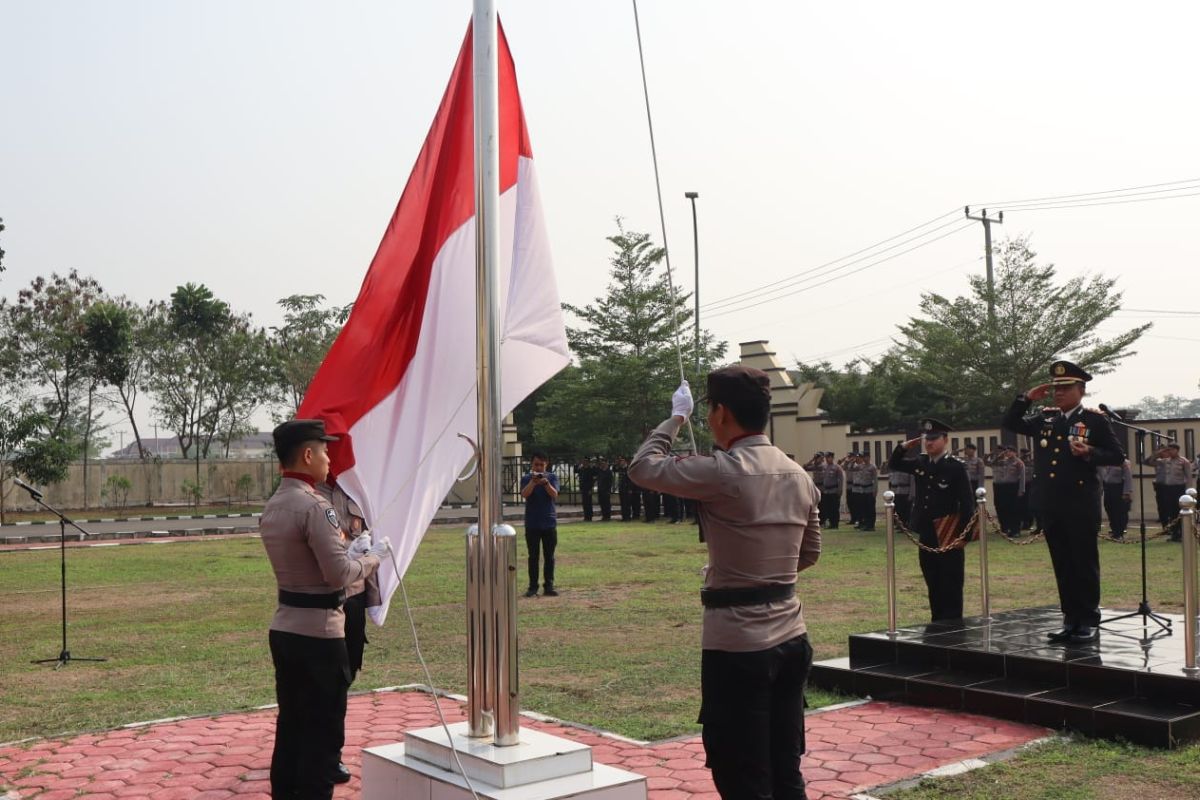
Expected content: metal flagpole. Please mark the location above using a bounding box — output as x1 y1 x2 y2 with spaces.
467 0 506 741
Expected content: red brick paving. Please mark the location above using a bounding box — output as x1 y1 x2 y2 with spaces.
0 691 1047 799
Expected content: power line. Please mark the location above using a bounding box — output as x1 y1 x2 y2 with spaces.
699 208 960 312
973 176 1200 208
996 189 1200 214
706 222 976 320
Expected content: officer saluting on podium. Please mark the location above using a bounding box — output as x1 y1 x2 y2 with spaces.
1002 361 1124 643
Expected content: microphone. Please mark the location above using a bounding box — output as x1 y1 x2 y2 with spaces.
1098 403 1123 421
13 477 43 500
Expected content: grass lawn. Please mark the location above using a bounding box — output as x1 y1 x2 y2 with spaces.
1 520 1197 794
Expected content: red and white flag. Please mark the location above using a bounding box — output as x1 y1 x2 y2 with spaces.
299 21 569 624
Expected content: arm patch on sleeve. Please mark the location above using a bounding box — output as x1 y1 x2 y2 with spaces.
325 507 340 529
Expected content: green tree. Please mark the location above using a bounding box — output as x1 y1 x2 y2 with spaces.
146 285 275 468
530 221 727 455
0 398 72 523
2 270 104 441
269 293 351 415
887 236 1149 427
83 299 151 459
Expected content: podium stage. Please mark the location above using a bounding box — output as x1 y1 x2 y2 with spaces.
810 606 1200 748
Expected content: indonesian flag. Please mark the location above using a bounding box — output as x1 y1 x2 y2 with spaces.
299 20 569 625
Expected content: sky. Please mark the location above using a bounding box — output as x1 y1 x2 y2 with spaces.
2 1 1199 451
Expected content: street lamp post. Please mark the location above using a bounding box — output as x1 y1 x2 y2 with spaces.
685 191 700 374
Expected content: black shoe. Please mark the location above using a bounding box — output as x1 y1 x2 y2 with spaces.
1047 626 1074 643
542 587 559 597
523 588 538 598
333 762 351 784
1069 626 1098 643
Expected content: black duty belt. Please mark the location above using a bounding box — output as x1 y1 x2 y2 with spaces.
279 589 346 610
700 583 795 609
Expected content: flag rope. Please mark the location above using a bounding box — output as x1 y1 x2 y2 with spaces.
390 542 483 800
631 0 699 453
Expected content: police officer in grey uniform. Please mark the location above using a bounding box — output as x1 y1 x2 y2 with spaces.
1098 458 1133 540
987 446 1025 537
961 442 985 494
1144 443 1191 540
261 420 389 799
887 467 913 527
852 453 879 531
819 452 844 528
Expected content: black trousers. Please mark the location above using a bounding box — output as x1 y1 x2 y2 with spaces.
644 491 660 521
893 495 912 529
344 591 368 682
1158 483 1185 538
665 493 683 522
1042 499 1101 627
994 483 1021 537
618 486 632 520
856 494 876 529
525 526 558 590
918 545 965 621
630 488 642 519
819 491 840 528
1102 482 1130 536
846 489 858 525
700 634 813 800
581 487 594 520
1023 483 1038 529
598 488 613 520
269 630 350 800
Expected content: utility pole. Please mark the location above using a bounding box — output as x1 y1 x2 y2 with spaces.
964 206 1003 327
685 191 700 373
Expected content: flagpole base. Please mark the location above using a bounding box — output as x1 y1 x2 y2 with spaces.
363 722 646 799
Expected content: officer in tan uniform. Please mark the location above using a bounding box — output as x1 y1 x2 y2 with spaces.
1144 443 1191 540
629 366 821 800
261 419 389 799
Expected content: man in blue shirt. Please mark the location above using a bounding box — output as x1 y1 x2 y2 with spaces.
520 451 560 597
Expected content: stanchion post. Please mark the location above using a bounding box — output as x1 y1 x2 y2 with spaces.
1180 494 1199 675
883 490 897 637
492 524 520 743
976 487 990 622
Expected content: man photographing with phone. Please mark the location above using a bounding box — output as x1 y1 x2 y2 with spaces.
521 452 560 598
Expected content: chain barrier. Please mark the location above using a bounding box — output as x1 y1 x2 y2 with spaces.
979 509 1047 545
894 508 979 554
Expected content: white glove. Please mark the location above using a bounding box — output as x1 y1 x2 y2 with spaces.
672 380 694 419
367 536 391 558
348 533 372 557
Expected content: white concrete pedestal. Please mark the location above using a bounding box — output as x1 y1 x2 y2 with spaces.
362 721 647 800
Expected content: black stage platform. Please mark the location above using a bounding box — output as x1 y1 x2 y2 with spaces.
810 607 1200 748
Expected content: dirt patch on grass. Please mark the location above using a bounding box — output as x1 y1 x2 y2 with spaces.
1094 774 1195 800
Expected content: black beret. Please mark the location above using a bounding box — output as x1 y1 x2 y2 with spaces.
273 419 338 454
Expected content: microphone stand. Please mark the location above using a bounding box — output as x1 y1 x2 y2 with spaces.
17 483 108 669
1098 418 1173 634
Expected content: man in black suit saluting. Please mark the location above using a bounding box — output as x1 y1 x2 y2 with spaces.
1002 360 1125 643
